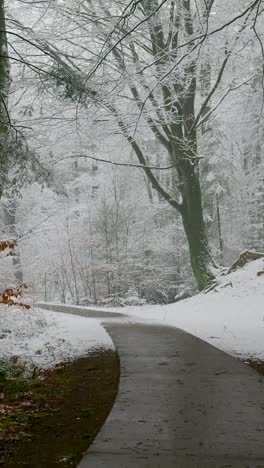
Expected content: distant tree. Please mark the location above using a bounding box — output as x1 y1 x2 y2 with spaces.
243 67 264 251
0 0 10 198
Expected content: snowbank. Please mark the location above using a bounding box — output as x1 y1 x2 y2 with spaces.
0 306 113 369
123 258 264 360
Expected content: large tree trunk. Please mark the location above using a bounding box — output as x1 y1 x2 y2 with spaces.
170 69 216 290
181 170 215 290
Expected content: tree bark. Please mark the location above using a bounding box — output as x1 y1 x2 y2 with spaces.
3 198 24 283
181 169 215 290
0 0 10 197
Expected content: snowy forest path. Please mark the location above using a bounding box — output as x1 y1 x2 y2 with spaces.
38 304 264 468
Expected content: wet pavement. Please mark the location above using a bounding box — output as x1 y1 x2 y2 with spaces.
37 302 124 318
38 304 264 468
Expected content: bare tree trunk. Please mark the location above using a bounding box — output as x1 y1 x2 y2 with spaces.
216 194 224 261
88 210 97 303
102 196 113 295
181 171 215 289
3 198 24 283
0 0 10 198
66 218 80 305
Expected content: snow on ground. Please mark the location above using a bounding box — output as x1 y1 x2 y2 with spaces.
1 259 263 370
122 259 264 360
0 306 113 369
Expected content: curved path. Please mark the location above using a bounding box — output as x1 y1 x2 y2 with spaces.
38 304 264 468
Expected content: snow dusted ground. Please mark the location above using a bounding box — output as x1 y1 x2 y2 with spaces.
122 258 264 360
0 306 113 369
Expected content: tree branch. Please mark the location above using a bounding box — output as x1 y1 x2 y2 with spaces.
53 153 178 171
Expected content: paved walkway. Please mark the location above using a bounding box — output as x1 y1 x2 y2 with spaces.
38 304 264 468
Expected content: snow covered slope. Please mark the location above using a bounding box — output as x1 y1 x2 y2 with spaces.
124 259 264 360
0 306 113 369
